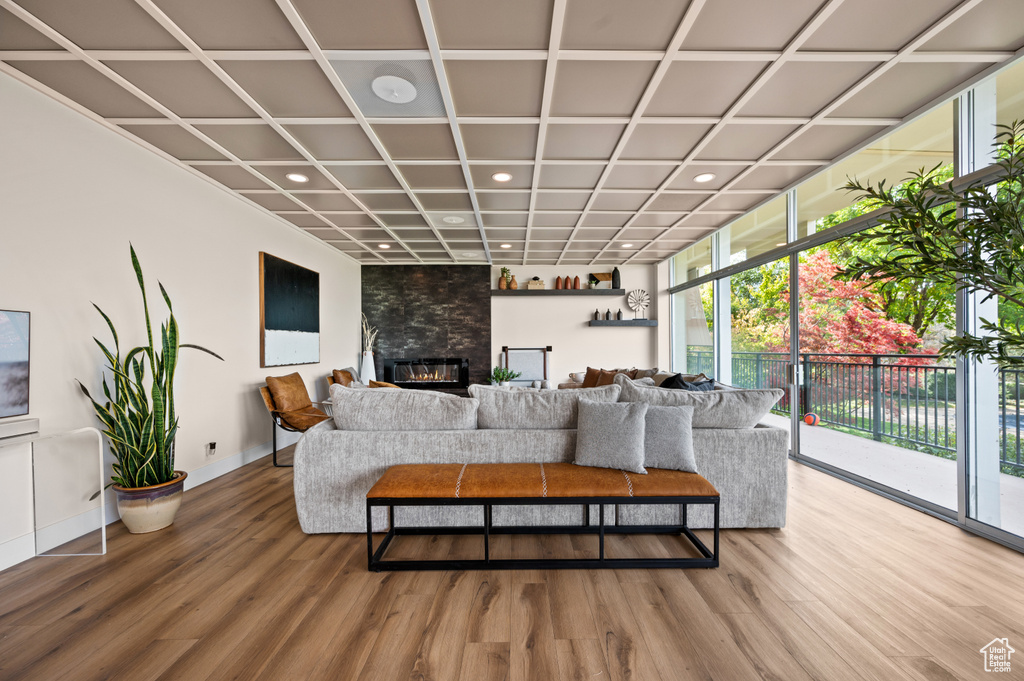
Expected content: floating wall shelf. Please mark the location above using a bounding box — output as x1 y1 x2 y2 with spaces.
491 288 625 297
588 320 658 327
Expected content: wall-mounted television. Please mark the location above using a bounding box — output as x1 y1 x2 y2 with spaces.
0 310 30 418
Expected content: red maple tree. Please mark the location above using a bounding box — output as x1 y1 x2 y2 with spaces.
784 250 923 355
759 250 932 416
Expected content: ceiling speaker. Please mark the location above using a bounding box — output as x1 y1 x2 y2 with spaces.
330 59 446 118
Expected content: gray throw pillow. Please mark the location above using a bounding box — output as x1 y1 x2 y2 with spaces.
330 384 478 430
644 405 697 473
574 398 648 474
613 373 783 429
469 383 620 429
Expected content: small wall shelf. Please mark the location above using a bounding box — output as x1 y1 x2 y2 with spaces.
589 319 658 327
491 288 625 297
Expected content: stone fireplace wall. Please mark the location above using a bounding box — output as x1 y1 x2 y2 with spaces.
361 265 491 387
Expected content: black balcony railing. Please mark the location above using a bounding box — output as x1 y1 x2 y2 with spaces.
685 349 1023 474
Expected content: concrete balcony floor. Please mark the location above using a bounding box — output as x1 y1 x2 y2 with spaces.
762 413 1024 538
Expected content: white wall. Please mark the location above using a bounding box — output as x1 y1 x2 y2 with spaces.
0 74 361 568
490 265 661 383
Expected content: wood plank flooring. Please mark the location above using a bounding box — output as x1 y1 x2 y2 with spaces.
1 447 1022 680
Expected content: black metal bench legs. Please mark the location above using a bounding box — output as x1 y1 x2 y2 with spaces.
366 496 720 571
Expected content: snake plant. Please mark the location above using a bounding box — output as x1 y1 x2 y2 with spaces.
78 245 222 489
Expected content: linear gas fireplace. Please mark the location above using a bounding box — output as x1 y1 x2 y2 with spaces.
382 357 469 390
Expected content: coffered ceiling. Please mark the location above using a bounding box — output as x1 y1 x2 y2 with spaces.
2 0 1023 266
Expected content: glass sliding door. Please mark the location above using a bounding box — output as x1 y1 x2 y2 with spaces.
793 240 958 511
962 58 1024 541
788 104 957 511
964 295 1024 539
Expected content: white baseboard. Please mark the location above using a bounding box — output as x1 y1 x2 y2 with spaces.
184 439 274 489
35 501 117 554
0 533 35 572
0 438 278 572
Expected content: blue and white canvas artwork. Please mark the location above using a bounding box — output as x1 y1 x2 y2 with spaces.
0 310 30 418
260 253 320 367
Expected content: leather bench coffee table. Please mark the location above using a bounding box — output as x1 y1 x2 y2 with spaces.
366 462 719 571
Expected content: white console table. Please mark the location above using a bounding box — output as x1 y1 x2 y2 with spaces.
0 426 107 557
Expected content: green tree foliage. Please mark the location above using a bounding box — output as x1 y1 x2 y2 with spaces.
826 237 955 341
837 121 1024 368
729 258 789 352
818 164 957 340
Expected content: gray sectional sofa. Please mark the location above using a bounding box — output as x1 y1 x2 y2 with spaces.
293 376 788 533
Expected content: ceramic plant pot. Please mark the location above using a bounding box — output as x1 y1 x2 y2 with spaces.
113 471 187 534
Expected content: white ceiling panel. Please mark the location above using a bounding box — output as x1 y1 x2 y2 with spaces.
3 0 1020 264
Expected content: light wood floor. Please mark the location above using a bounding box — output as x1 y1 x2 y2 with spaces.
2 448 1023 681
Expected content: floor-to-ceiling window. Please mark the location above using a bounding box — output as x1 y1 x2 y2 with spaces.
668 59 1024 550
671 241 713 375
724 198 790 399
791 104 958 512
960 62 1024 538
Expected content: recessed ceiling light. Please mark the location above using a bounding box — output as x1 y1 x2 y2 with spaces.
776 242 787 247
499 243 512 249
371 75 417 104
461 251 481 258
491 172 513 182
285 173 308 183
622 243 634 248
378 243 391 249
442 216 465 224
693 172 716 183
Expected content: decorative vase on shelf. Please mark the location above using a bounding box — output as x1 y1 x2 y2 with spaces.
617 309 623 320
612 267 621 289
555 276 563 290
605 309 612 320
498 275 507 290
573 275 581 290
510 275 518 290
593 309 600 321
360 350 376 383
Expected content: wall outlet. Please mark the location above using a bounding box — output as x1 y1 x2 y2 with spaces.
206 442 217 457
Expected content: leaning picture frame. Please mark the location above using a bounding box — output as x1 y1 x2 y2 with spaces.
0 310 30 418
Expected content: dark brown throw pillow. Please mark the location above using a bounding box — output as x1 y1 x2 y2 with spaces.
369 380 400 389
266 372 312 412
596 369 619 386
581 367 602 388
625 369 639 379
